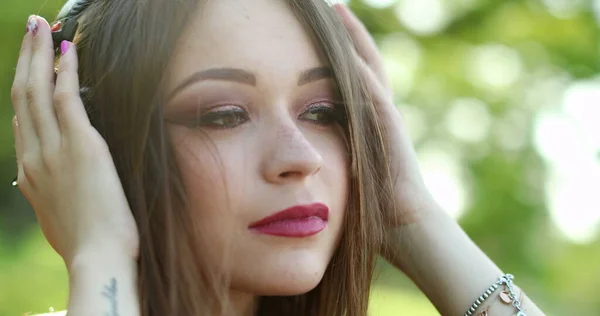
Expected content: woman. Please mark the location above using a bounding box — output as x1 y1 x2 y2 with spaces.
11 0 546 315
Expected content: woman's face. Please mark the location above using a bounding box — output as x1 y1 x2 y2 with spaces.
164 0 348 296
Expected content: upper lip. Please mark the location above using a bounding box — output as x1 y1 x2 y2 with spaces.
248 203 329 228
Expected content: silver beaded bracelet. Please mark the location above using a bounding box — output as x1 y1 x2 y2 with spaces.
463 274 526 316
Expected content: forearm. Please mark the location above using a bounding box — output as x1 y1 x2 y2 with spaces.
66 249 140 316
383 203 545 316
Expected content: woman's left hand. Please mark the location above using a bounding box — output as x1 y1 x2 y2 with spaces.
333 4 437 226
332 10 547 316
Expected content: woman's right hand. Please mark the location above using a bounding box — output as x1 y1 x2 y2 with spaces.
10 15 139 267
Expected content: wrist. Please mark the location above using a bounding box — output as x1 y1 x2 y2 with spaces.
65 242 141 316
383 198 446 266
390 182 440 227
67 243 138 273
383 202 506 315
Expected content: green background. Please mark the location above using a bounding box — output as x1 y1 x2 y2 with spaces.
1 0 599 315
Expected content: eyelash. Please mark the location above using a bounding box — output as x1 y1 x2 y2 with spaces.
192 102 345 129
195 107 249 129
299 102 345 126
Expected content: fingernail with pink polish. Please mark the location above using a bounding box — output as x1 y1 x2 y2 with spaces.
61 41 70 56
26 15 39 35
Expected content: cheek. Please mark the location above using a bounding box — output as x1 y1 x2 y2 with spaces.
169 126 244 233
170 127 246 200
316 129 350 206
169 129 248 274
304 128 349 253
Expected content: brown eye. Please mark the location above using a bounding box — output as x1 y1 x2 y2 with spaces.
196 108 249 129
299 102 344 126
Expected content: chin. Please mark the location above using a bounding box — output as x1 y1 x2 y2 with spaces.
231 251 331 296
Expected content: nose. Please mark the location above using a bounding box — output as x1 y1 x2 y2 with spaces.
261 120 323 184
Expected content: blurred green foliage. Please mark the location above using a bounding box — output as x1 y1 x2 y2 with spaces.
1 0 599 315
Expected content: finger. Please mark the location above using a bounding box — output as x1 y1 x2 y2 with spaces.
332 4 389 89
54 41 91 133
26 16 61 148
353 49 411 145
12 116 24 164
12 116 25 188
11 16 39 151
351 49 392 105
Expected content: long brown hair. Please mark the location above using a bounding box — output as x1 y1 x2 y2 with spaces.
69 0 396 315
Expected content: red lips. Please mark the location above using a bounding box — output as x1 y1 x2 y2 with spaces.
248 203 329 237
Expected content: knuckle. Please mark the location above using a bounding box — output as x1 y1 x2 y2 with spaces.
56 63 70 76
76 133 110 160
41 146 60 169
21 153 39 173
25 83 38 103
53 90 72 109
10 85 24 102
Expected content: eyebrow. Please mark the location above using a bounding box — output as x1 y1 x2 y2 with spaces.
298 66 333 85
168 66 333 100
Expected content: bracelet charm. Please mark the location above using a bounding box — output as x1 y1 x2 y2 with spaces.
463 274 526 316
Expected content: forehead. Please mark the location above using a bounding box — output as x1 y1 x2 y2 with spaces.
167 0 326 89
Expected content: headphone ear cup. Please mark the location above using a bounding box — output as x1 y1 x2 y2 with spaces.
52 30 62 52
51 18 79 53
65 0 95 19
54 0 94 50
57 0 93 20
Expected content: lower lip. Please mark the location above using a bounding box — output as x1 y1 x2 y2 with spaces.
249 217 327 237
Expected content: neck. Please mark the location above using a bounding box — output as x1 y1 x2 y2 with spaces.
229 289 258 316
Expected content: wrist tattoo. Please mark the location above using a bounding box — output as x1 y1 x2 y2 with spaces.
102 278 119 316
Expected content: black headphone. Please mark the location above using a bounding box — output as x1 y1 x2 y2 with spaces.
51 0 94 50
